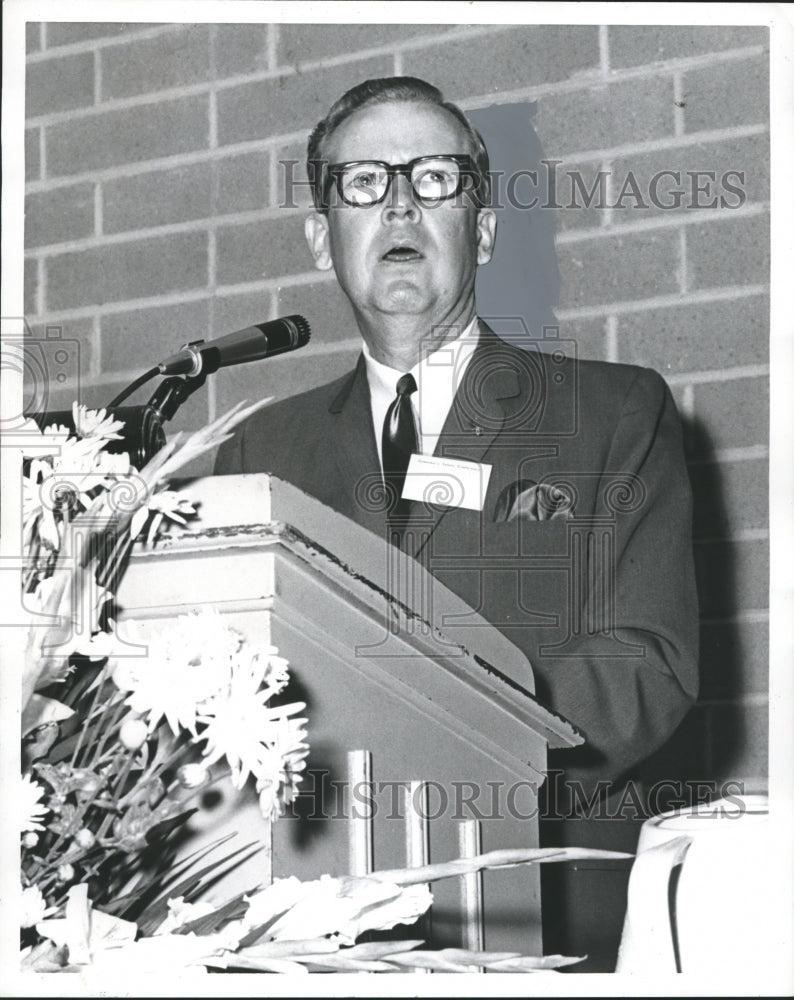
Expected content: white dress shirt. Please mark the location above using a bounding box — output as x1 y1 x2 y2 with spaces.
362 318 480 469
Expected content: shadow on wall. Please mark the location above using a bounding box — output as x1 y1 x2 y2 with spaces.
469 102 561 345
470 101 754 796
639 414 749 802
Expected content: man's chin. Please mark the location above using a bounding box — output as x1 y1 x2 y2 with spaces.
375 282 433 314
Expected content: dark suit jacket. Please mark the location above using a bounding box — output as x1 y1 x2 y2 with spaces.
215 323 699 791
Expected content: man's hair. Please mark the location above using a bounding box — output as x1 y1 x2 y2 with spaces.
307 76 491 211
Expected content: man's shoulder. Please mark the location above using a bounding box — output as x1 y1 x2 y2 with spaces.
480 335 667 398
242 362 359 428
566 354 667 395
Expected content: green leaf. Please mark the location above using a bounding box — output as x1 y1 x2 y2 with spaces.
134 840 260 935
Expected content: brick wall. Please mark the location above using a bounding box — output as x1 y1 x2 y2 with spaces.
23 22 770 791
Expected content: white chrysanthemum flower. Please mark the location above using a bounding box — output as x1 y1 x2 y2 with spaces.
22 419 132 555
129 490 196 544
19 419 70 459
21 886 48 928
256 715 309 820
71 402 124 441
261 648 290 695
110 610 240 735
21 774 49 834
197 649 306 791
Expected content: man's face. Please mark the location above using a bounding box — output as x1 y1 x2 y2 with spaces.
305 101 495 339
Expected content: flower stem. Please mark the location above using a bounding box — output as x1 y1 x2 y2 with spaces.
70 664 111 767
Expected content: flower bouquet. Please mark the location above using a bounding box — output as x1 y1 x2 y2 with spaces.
17 402 626 976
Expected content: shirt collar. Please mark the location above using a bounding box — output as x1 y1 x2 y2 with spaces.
362 318 480 460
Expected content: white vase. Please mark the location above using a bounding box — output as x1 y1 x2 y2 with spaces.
616 794 772 974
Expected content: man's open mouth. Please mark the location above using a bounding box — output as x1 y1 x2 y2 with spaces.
381 246 424 262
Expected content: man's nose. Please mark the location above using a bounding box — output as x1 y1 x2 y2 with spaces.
381 171 421 223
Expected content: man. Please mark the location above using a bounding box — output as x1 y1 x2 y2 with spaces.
216 76 698 803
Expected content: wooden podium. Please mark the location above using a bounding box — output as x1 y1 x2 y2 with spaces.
116 473 581 953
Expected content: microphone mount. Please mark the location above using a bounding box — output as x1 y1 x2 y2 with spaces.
97 314 310 468
156 340 206 379
145 368 209 424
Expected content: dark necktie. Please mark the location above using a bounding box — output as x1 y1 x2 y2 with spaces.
382 373 418 519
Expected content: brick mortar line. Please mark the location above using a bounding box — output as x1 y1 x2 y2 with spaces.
267 24 277 74
260 23 523 75
89 312 101 379
29 288 215 324
93 47 101 105
598 24 609 77
459 45 766 111
678 227 688 295
696 528 769 543
208 89 218 151
26 83 212 127
673 71 685 137
605 315 617 362
687 445 769 464
665 363 769 386
24 114 770 199
26 281 771 331
23 23 500 123
27 272 339 325
23 40 767 130
24 204 308 258
600 156 613 229
555 201 770 246
603 43 767 81
214 272 335 296
26 25 764 91
35 258 44 316
30 22 196 60
37 125 45 183
556 283 769 321
36 184 746 266
24 132 310 192
268 148 279 211
207 228 217 292
62 337 361 389
697 693 769 708
93 183 102 238
700 609 769 625
695 533 769 547
537 122 768 168
29 122 768 201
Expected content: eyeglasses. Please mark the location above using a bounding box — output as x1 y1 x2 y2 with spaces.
323 154 480 208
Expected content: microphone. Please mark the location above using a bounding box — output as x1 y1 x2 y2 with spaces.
156 314 311 377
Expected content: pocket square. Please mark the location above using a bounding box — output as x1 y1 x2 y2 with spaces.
493 479 574 522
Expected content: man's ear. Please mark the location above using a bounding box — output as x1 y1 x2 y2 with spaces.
475 208 496 265
305 212 334 271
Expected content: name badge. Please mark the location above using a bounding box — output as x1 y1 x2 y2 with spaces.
402 454 492 511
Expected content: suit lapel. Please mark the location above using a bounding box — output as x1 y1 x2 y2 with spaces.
328 355 389 537
407 321 525 557
327 325 537 554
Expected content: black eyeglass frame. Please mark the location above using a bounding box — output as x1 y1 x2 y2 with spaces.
321 154 482 209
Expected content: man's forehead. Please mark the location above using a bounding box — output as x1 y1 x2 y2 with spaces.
324 99 474 164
